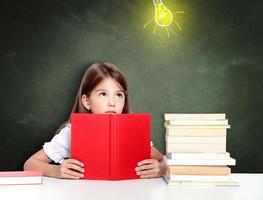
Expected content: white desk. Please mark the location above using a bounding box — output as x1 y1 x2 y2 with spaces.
1 174 263 200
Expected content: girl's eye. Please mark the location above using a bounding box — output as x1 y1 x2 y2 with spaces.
116 93 124 98
98 92 106 96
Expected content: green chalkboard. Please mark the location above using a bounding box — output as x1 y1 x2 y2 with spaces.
0 0 263 172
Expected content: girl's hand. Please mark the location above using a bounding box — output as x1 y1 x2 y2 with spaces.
56 159 85 179
135 159 166 179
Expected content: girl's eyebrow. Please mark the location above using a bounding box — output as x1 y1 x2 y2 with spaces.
94 89 124 93
115 90 125 93
94 89 106 92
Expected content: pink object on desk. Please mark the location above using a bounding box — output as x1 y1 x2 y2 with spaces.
0 171 43 185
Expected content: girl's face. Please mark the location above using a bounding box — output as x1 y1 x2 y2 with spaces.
81 77 125 114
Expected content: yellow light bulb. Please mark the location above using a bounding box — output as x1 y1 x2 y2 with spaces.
154 0 173 27
144 0 184 37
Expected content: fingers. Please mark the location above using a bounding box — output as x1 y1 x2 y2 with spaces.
139 173 159 179
135 166 160 178
58 159 85 179
60 167 84 179
65 159 84 168
138 159 159 166
136 168 157 175
136 159 158 171
135 159 162 179
63 160 84 173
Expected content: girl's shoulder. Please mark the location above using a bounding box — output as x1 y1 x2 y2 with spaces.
57 123 71 135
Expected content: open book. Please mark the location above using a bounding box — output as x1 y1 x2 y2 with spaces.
71 113 151 180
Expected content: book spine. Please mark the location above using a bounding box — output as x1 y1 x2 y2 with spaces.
166 143 226 153
165 136 226 144
116 115 119 180
0 171 43 185
167 152 230 160
164 113 226 120
165 124 231 129
167 119 229 126
0 171 43 177
109 115 117 180
167 166 231 175
167 174 233 181
165 157 236 166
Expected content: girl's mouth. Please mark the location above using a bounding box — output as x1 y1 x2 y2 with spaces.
105 111 116 113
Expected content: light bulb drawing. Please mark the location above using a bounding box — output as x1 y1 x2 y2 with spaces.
144 0 184 37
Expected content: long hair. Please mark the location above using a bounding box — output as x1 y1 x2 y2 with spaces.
56 62 132 133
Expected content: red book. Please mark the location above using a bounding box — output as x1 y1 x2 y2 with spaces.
71 113 151 180
0 171 43 185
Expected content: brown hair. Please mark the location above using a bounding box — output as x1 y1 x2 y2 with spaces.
56 62 132 133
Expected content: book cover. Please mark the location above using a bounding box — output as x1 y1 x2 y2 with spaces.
71 113 151 180
0 171 43 185
167 165 231 175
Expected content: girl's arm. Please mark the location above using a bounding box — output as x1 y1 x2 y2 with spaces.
24 149 84 179
151 146 164 161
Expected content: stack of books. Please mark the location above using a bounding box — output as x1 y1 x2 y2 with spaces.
163 113 239 186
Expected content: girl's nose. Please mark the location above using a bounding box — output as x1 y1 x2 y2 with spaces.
107 97 116 107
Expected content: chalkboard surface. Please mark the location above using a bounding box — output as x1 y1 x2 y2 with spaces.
0 0 263 172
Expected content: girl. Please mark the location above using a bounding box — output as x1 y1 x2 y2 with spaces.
24 63 167 179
